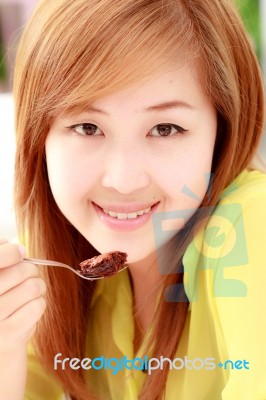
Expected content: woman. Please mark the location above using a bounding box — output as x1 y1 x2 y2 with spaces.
0 0 265 398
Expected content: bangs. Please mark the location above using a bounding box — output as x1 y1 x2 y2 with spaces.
22 0 199 118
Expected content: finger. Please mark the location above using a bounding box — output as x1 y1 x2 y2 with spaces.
0 243 25 269
0 262 40 296
0 238 8 245
0 297 46 351
0 278 47 321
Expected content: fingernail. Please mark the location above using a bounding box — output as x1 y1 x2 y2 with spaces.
19 245 26 257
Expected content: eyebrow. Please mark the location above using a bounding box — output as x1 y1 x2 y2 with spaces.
85 100 195 115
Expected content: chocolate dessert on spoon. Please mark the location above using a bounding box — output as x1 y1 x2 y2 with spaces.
23 251 128 280
78 251 128 278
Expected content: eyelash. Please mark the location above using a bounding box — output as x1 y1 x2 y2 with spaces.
67 123 188 137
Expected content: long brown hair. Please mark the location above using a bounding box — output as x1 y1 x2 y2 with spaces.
13 0 264 398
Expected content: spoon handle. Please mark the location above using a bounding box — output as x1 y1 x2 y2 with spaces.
22 257 100 280
23 257 71 268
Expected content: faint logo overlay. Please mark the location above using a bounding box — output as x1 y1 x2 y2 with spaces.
152 174 248 302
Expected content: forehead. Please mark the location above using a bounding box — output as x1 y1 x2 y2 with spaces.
78 61 209 115
54 54 207 119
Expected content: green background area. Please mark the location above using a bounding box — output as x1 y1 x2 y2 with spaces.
0 39 5 81
235 0 261 57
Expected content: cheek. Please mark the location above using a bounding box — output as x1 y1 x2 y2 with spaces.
157 144 214 200
180 130 216 196
155 148 214 236
45 140 94 202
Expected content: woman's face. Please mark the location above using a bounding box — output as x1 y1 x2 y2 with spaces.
45 63 217 263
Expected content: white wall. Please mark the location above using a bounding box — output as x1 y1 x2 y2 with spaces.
0 0 38 92
0 93 17 240
0 0 37 23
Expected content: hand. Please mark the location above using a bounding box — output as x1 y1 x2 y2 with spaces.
0 238 46 353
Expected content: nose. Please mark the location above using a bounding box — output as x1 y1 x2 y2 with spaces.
101 140 150 194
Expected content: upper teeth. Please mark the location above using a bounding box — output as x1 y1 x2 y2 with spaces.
103 206 152 219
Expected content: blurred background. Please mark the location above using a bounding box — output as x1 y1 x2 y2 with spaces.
0 0 266 240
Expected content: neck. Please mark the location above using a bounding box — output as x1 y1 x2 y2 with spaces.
128 252 163 334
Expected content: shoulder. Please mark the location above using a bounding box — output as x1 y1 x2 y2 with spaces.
183 169 266 301
209 168 266 258
208 169 266 296
196 168 266 259
208 168 266 244
218 168 266 208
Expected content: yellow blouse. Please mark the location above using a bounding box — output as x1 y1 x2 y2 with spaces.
25 169 266 399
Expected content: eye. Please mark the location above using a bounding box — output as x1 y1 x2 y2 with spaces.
68 123 102 136
149 124 188 137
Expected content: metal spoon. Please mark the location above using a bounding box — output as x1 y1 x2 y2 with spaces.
23 257 128 281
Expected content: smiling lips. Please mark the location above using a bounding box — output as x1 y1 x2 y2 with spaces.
92 201 160 231
102 206 152 220
93 201 159 220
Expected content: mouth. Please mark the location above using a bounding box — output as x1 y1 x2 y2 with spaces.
102 204 154 220
92 201 160 232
